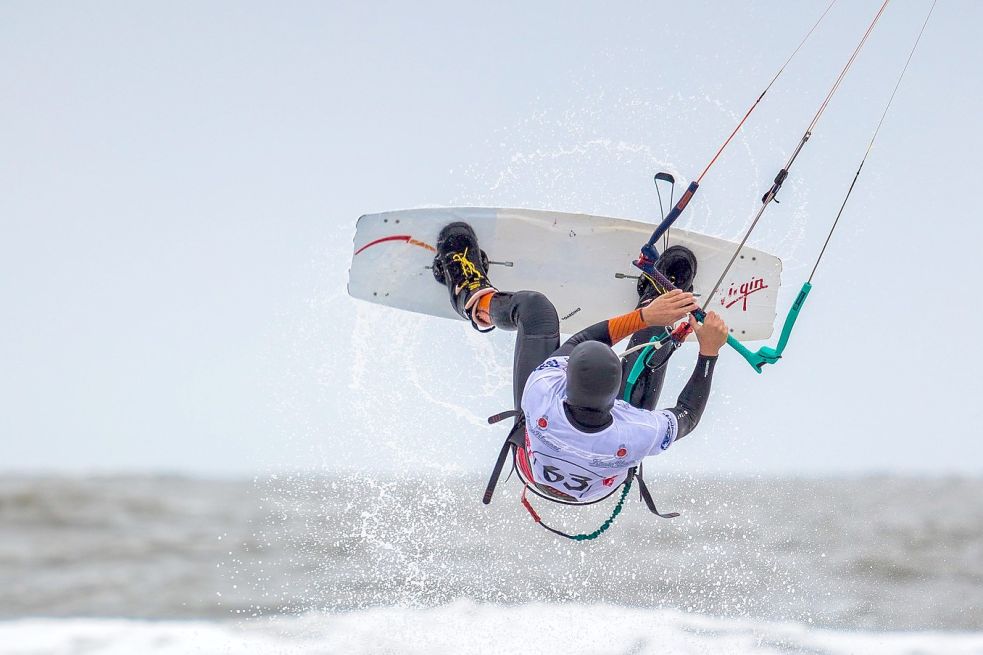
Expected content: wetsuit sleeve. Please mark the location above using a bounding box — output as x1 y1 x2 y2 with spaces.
665 354 717 440
552 309 647 357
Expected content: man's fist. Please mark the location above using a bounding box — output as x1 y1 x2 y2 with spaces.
640 289 698 327
691 311 728 357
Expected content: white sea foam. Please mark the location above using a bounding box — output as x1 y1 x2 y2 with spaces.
3 602 982 655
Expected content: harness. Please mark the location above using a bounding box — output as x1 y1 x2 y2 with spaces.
482 409 678 541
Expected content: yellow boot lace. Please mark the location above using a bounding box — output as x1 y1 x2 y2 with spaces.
452 248 484 291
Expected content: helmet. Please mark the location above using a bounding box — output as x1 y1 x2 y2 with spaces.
565 341 622 412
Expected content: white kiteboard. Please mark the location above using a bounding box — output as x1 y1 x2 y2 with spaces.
348 207 782 340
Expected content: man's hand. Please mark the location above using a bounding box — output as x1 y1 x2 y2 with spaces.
640 289 698 327
691 311 728 357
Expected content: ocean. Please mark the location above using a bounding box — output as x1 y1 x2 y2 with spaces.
1 474 981 654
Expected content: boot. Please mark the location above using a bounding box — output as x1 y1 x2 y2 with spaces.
432 222 497 331
636 244 698 305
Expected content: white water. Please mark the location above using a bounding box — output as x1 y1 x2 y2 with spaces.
4 602 982 655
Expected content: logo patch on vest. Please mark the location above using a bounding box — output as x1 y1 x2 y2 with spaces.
616 446 627 458
537 416 548 429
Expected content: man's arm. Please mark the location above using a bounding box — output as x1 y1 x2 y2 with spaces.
666 354 717 439
665 311 728 441
552 290 697 357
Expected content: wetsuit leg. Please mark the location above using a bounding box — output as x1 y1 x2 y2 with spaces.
487 291 560 409
619 325 674 411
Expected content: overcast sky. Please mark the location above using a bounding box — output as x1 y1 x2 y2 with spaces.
2 1 980 476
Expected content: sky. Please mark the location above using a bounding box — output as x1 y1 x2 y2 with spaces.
1 1 981 477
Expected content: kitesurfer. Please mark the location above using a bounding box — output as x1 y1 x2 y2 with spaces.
432 222 728 503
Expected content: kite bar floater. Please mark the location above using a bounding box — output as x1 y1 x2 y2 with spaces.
629 162 814 374
622 265 815 375
722 282 812 373
625 266 787 375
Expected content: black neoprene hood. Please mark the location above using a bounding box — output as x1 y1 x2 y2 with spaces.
565 341 622 411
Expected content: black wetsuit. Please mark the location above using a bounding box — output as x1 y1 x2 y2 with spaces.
487 290 716 438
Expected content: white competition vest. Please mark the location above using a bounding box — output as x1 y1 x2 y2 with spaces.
519 356 678 502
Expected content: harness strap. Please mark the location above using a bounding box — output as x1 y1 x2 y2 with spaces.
483 437 514 505
635 464 680 519
483 411 524 505
487 409 520 425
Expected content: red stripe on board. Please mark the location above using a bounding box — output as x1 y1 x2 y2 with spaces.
353 235 411 256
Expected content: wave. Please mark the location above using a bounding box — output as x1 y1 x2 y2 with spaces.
4 475 983 633
2 602 982 655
